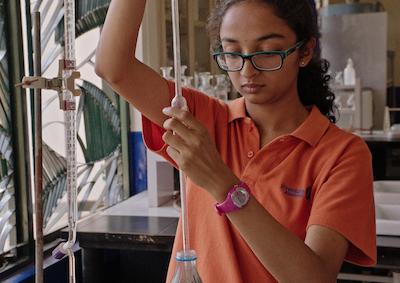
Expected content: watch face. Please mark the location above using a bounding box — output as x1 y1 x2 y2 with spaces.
231 187 250 208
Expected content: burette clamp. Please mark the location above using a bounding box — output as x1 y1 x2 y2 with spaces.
57 59 81 97
16 76 63 92
16 59 82 111
57 59 81 111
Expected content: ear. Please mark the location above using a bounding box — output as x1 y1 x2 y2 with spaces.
299 38 316 68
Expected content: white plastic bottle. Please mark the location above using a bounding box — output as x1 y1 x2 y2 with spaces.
343 58 356 86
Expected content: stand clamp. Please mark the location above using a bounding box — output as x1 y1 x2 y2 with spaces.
16 59 81 111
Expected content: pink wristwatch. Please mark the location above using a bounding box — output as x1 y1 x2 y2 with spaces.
215 182 251 215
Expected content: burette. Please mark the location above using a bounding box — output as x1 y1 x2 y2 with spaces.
18 0 80 282
51 1 79 283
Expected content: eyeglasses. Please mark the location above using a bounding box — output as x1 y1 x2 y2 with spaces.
212 40 305 72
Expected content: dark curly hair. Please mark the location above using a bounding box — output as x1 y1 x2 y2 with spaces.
207 0 336 123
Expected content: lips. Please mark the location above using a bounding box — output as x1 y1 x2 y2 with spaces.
241 83 265 94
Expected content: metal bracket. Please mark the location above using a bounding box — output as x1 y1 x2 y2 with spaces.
16 59 81 111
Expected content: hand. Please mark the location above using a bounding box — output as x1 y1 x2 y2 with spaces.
162 106 239 200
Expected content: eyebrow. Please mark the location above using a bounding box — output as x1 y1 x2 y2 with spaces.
221 33 286 43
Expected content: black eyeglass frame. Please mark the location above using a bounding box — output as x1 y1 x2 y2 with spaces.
212 40 306 72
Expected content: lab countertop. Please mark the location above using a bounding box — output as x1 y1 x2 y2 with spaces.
103 190 179 218
61 191 179 252
63 191 400 251
59 190 400 276
357 131 400 143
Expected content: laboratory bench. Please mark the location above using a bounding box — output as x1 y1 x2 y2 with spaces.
59 135 400 283
362 133 400 180
61 191 178 283
60 190 400 283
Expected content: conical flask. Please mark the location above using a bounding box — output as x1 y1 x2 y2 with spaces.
171 250 202 283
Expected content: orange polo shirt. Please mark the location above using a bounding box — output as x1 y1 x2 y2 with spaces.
142 80 376 282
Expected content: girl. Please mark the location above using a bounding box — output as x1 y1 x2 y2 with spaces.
95 0 376 282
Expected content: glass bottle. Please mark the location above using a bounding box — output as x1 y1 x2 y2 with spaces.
160 66 174 80
171 250 202 283
196 72 210 90
214 74 228 102
182 76 194 88
181 65 188 77
198 73 214 97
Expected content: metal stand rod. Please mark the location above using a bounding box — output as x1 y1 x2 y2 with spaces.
33 11 44 283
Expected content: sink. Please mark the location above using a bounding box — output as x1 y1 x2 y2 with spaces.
374 181 400 236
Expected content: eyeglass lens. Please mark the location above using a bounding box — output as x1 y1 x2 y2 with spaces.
217 53 282 71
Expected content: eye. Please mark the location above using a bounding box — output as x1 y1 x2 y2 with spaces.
225 53 240 59
221 43 240 53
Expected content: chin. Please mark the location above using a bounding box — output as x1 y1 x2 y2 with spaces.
242 92 281 106
242 92 268 102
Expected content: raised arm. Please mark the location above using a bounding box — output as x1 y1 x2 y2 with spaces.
95 0 170 127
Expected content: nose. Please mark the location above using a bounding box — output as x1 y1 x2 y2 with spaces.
240 58 259 78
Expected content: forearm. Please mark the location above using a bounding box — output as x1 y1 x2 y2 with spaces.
210 177 334 283
227 197 332 283
95 0 146 81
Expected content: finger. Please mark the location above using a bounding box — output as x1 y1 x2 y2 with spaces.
166 146 182 165
163 118 196 143
162 107 202 132
162 130 189 152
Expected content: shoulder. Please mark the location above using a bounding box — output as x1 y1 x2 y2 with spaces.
308 122 372 184
320 123 371 159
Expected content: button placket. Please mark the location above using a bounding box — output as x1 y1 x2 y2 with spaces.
245 119 258 159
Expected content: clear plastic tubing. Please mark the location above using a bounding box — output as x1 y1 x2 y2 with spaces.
52 1 78 283
171 0 190 252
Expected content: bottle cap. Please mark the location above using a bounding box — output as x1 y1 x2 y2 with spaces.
347 58 354 67
176 250 197 262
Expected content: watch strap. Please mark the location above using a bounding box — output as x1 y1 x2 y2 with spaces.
215 182 250 215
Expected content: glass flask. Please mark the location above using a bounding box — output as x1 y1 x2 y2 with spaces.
171 250 202 283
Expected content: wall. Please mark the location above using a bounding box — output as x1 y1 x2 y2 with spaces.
327 0 400 86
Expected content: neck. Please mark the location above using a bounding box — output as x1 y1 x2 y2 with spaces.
245 91 309 144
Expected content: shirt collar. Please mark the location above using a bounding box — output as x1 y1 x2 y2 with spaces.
291 106 330 147
228 97 247 123
227 98 330 147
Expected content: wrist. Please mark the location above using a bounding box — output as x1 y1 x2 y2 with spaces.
214 181 251 215
210 174 241 202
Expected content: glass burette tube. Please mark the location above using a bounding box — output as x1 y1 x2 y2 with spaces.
52 1 78 283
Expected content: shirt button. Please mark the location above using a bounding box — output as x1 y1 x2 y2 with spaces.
247 151 254 158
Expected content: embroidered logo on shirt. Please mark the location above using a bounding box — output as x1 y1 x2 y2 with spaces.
281 184 312 200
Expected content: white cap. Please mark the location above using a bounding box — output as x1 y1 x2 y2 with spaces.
347 58 354 67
